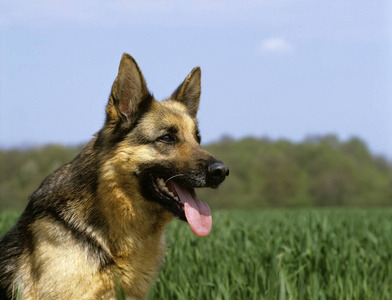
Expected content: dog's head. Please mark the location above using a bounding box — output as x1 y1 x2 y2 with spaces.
97 53 229 236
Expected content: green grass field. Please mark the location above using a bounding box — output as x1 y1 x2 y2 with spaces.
1 209 391 299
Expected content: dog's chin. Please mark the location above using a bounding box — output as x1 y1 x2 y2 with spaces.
147 175 187 222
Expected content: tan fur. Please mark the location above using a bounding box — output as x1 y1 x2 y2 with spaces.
21 218 114 300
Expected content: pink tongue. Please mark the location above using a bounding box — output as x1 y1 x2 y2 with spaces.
172 182 212 237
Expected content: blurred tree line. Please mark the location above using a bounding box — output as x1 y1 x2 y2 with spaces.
0 135 391 211
200 135 392 209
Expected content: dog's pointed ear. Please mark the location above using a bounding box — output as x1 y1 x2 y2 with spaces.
170 67 201 118
105 53 151 126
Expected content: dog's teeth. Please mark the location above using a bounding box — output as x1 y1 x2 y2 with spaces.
156 177 179 200
158 178 165 187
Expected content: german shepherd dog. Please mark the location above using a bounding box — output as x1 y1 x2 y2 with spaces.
0 53 229 299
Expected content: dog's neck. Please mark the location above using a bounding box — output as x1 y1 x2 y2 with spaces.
95 172 173 298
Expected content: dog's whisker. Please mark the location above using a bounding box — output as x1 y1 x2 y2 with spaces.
165 174 184 184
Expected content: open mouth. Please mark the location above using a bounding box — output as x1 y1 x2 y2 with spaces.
151 176 212 237
152 177 185 219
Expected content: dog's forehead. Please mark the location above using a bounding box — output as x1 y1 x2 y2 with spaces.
159 100 188 114
143 100 197 132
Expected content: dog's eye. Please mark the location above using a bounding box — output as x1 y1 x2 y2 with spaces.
157 134 176 144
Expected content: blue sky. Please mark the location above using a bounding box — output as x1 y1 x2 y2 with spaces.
1 0 391 158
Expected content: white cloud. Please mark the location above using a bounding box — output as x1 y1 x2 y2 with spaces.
257 38 295 54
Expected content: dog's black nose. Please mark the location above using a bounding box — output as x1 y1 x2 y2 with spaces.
207 162 229 185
